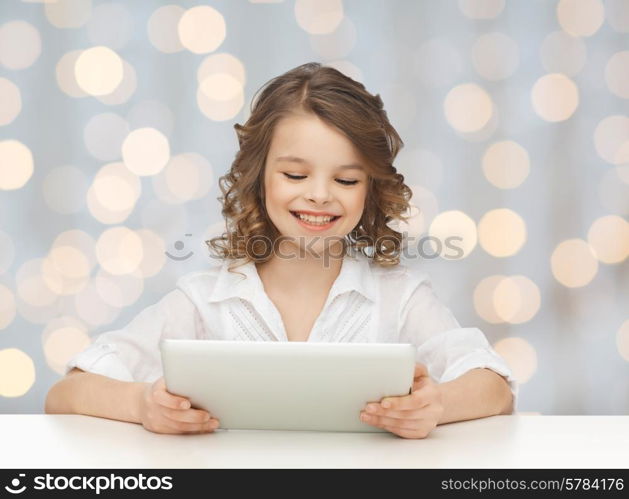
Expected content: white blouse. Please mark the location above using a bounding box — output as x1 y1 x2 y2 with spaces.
66 252 518 409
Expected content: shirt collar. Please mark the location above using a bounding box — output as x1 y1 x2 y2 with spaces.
207 252 377 304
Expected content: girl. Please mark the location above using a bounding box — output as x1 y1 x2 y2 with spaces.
46 63 516 439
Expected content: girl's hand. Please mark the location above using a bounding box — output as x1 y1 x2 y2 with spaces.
137 377 220 434
359 364 444 439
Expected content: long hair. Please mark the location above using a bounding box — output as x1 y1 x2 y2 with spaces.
207 62 412 273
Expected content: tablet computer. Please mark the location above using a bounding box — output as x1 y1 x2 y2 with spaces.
160 339 416 432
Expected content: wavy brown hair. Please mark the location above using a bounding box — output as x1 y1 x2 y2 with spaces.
207 62 412 272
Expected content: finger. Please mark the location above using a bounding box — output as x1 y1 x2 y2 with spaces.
380 391 429 411
364 404 427 420
153 387 191 410
414 363 429 380
162 417 220 434
360 412 419 431
161 406 213 424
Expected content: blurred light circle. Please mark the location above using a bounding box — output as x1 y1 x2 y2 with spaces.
482 140 530 189
0 78 22 125
444 83 493 133
605 0 629 32
617 165 629 185
56 50 88 98
557 0 604 37
0 348 36 397
197 53 246 86
96 226 144 275
0 284 16 330
41 248 90 296
83 113 129 161
458 0 504 19
147 4 185 54
540 31 587 77
593 115 629 165
178 5 226 54
199 73 242 102
551 238 599 287
87 162 141 224
95 59 137 105
0 140 33 190
127 100 174 138
16 259 58 307
493 277 521 323
152 152 214 204
51 230 97 272
429 210 477 259
42 165 89 214
471 32 519 81
493 337 537 384
197 84 244 121
136 229 166 277
598 168 629 215
587 215 629 264
531 73 579 122
73 281 120 328
46 246 91 280
617 320 629 361
309 17 356 60
0 230 15 274
95 269 144 308
414 38 462 89
0 20 41 70
42 317 90 375
45 0 92 28
86 2 132 50
605 52 629 99
122 127 170 176
494 275 541 324
75 46 124 96
474 275 506 324
478 208 527 257
295 0 344 35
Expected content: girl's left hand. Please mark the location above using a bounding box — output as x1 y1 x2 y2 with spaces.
359 363 444 439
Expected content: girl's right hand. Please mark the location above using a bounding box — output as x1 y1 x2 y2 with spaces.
138 377 220 434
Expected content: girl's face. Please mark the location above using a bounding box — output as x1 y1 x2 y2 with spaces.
263 112 369 256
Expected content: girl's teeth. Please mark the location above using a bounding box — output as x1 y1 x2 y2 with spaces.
294 212 335 224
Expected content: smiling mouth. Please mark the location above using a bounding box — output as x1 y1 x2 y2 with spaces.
289 211 341 221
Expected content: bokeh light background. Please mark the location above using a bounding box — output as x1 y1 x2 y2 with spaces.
0 0 628 415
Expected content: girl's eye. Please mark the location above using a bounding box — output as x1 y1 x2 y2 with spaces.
283 173 306 180
282 173 359 186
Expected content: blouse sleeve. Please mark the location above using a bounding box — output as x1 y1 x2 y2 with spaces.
398 272 519 411
64 287 204 383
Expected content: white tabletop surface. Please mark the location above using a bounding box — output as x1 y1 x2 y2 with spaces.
2 415 628 469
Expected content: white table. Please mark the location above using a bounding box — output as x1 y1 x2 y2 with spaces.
2 415 628 468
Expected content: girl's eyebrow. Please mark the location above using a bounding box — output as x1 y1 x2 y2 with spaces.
275 155 364 171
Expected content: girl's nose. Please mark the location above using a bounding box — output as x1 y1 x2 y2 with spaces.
305 180 333 204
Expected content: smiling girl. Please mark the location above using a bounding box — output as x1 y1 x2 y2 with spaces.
46 63 516 439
